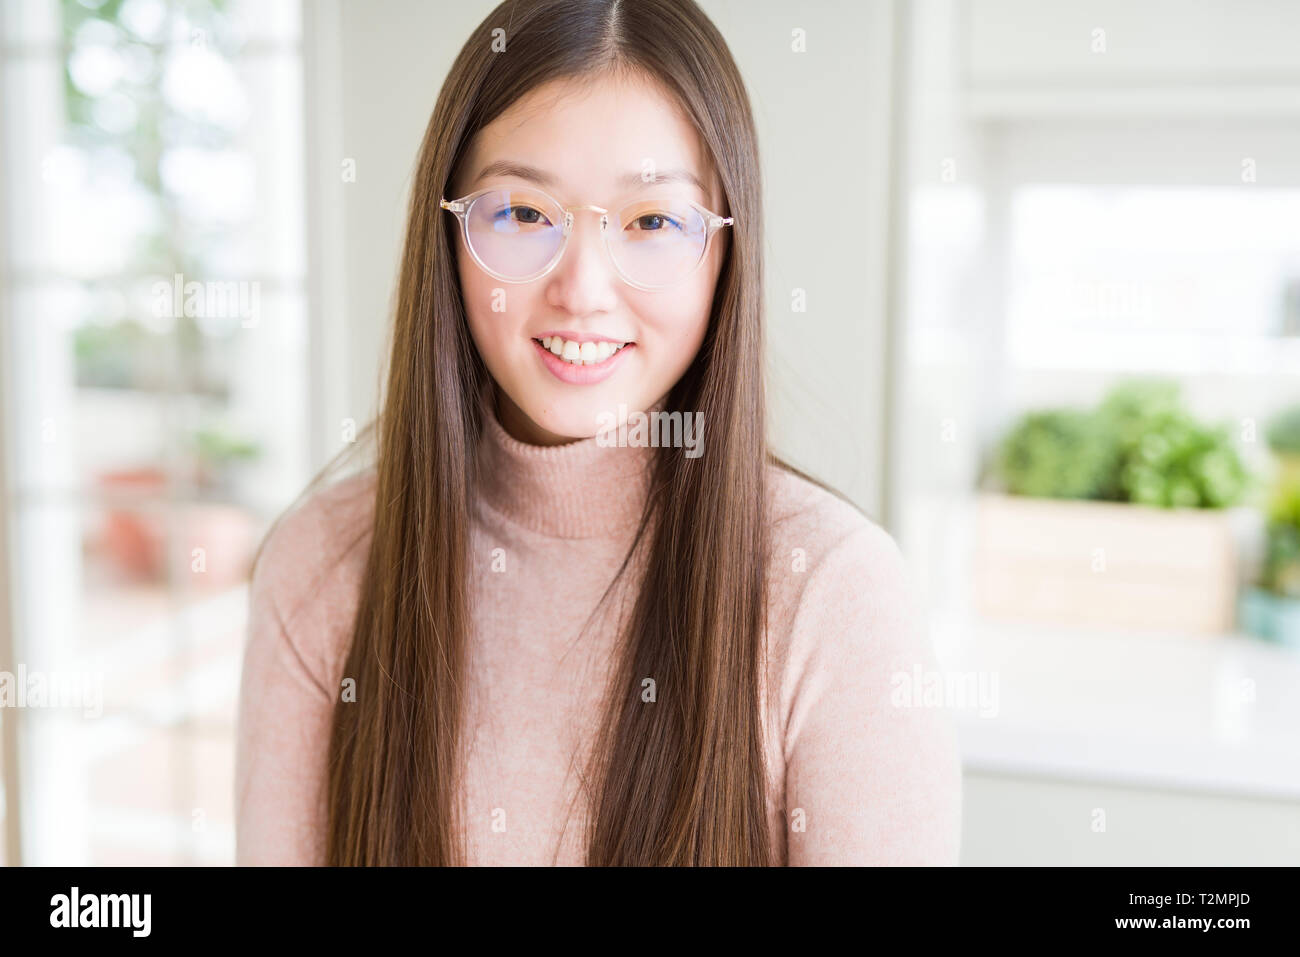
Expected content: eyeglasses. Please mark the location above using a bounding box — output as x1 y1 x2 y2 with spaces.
439 186 734 291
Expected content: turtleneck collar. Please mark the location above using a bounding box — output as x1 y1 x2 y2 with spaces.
476 392 659 540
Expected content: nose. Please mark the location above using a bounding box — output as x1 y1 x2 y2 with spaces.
544 206 620 314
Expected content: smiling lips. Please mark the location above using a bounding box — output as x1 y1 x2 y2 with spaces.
535 334 631 365
531 333 635 385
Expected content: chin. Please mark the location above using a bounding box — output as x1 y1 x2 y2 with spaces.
530 398 610 442
529 384 654 442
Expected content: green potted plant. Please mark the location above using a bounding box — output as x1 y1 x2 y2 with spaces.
975 379 1250 633
995 408 1118 500
191 425 262 493
1265 404 1300 490
1238 457 1300 649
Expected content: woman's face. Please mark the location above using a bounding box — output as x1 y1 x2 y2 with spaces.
449 71 728 445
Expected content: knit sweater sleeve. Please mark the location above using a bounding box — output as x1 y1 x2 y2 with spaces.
234 502 343 866
779 518 963 865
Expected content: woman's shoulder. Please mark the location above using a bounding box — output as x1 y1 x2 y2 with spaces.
249 466 378 633
761 458 919 671
760 461 959 865
763 458 905 584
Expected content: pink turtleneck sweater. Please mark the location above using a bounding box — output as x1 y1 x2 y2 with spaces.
234 404 962 865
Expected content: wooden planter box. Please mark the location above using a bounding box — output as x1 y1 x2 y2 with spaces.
973 493 1238 633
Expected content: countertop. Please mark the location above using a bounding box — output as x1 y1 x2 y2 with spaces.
930 611 1300 801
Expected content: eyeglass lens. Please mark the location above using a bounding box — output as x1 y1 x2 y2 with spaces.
462 187 709 287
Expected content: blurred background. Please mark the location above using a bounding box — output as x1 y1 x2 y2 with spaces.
0 0 1297 866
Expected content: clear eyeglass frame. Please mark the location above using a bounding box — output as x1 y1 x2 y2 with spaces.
439 186 735 291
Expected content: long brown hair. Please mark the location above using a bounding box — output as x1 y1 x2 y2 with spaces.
323 0 774 865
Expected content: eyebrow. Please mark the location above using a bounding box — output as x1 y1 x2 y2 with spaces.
473 159 709 197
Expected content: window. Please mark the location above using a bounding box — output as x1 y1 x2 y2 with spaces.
1 0 308 865
1007 185 1300 374
893 124 1300 625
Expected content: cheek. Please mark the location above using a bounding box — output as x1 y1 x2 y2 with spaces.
457 246 526 368
680 251 724 343
640 275 714 374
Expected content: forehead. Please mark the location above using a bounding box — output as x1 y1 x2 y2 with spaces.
458 72 721 208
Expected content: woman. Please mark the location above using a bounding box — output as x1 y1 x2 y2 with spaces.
235 0 961 866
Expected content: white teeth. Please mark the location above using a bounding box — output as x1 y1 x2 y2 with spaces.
536 336 631 365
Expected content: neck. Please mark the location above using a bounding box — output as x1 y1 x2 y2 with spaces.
495 389 576 447
476 389 658 540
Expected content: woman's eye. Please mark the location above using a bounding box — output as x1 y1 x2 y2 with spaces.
494 206 550 226
631 213 681 232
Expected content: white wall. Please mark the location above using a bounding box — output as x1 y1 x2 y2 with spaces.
305 0 900 518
